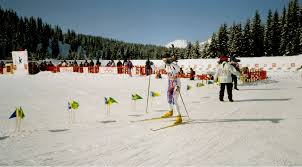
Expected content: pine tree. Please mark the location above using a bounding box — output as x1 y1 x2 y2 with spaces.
51 37 59 58
217 24 229 55
229 23 243 56
228 23 236 54
271 10 281 56
192 41 201 59
287 0 300 55
251 10 264 57
264 9 274 56
41 24 51 56
280 7 288 55
201 42 211 58
208 33 219 58
242 19 252 57
185 42 193 59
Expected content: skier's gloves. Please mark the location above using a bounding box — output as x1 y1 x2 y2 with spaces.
175 86 181 92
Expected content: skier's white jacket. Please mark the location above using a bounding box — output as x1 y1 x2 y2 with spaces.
158 62 181 87
214 61 241 83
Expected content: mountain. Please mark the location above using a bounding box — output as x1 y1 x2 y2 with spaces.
165 38 211 50
165 40 189 48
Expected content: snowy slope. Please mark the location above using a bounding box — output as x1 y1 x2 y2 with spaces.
0 57 302 165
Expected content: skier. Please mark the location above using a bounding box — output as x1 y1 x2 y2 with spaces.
214 55 241 102
161 54 182 125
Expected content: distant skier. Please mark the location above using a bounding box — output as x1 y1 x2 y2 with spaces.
214 55 241 102
161 54 182 125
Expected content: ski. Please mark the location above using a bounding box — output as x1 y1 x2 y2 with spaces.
150 123 181 131
150 120 192 131
130 115 187 123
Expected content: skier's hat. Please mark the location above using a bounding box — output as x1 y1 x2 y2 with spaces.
219 55 229 62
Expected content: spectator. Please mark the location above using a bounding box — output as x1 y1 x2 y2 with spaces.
73 60 78 66
47 61 54 68
89 59 94 67
111 60 116 67
0 61 5 68
69 61 73 67
230 54 241 90
155 70 162 79
126 57 134 77
117 60 123 74
189 68 195 80
62 60 68 67
123 58 128 66
40 61 46 71
145 58 152 76
179 68 185 76
106 61 112 67
117 60 122 67
84 60 89 67
29 62 40 75
96 59 101 66
58 61 62 67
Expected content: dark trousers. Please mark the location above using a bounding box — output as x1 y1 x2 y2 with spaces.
219 83 233 101
232 74 238 89
146 68 151 76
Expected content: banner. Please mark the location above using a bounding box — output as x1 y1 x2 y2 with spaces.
83 67 89 74
99 67 117 74
60 67 73 73
12 51 28 75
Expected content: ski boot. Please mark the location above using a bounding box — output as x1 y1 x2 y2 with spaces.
161 110 173 118
174 115 182 125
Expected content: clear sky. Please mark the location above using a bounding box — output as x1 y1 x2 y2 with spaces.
1 0 299 46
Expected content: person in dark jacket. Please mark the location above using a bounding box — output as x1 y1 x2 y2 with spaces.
89 59 94 67
96 59 101 66
84 60 89 67
126 57 134 77
189 68 195 80
0 61 5 68
117 60 123 74
230 54 241 90
145 58 152 76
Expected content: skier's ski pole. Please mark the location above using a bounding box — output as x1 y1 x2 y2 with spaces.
178 89 190 119
145 75 151 113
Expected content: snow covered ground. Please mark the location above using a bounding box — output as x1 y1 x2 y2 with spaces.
0 60 302 165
